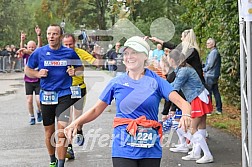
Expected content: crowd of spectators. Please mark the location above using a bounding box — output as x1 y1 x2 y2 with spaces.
0 44 23 72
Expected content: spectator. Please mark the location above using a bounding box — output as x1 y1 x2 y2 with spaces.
149 29 205 85
107 44 118 76
203 38 222 115
92 44 103 70
114 42 126 76
10 45 18 72
168 49 213 164
151 44 164 68
0 47 3 72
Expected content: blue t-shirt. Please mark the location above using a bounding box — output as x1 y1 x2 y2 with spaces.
99 68 174 159
152 49 164 61
27 45 82 97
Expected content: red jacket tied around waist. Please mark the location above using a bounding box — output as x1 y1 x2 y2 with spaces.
113 115 163 139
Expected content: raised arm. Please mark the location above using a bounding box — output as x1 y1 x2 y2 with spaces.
20 31 26 49
35 25 42 47
149 37 177 49
149 37 165 45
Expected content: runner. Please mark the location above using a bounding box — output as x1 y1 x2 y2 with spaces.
24 24 83 167
62 33 100 159
64 36 191 167
17 26 42 125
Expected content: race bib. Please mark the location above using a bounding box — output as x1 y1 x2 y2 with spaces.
40 90 58 105
126 126 158 148
70 86 81 99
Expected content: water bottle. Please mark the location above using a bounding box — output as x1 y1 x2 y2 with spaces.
74 134 85 146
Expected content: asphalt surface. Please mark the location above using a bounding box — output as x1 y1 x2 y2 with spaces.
0 69 242 167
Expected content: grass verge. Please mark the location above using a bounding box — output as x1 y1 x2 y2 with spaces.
207 103 241 138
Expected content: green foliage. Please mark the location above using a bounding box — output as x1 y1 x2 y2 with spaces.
179 0 240 107
0 0 110 47
0 0 33 46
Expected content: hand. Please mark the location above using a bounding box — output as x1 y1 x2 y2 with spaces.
143 36 149 41
64 124 77 143
21 31 26 41
16 48 25 58
17 52 23 58
66 66 75 76
178 115 191 132
38 69 48 78
148 37 157 42
35 25 41 36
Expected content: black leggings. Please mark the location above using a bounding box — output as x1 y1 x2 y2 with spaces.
112 157 161 167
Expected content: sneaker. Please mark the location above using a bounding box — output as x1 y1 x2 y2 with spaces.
65 147 75 159
49 159 58 167
29 117 35 125
174 143 184 148
196 155 214 164
182 154 201 161
37 112 43 122
170 145 189 153
214 111 222 115
75 134 85 146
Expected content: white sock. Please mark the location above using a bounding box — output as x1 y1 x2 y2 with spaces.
198 129 206 138
192 142 201 156
184 131 192 140
176 128 186 145
193 129 206 156
192 131 212 157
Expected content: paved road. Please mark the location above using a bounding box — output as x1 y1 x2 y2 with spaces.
0 70 242 167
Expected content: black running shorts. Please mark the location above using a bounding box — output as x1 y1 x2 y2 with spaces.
25 81 40 95
41 95 72 126
71 87 86 110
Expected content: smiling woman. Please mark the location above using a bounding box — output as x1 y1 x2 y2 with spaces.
64 36 191 167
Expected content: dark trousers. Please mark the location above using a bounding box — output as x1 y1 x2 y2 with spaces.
207 82 222 112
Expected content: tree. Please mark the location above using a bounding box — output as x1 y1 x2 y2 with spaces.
180 0 240 106
0 0 33 46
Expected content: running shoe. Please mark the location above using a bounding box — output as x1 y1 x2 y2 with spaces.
196 155 214 164
170 145 189 153
65 147 75 159
49 160 57 167
182 154 201 161
75 134 85 146
29 117 35 125
37 112 43 122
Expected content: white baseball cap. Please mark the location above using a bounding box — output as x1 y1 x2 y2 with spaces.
120 36 150 56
